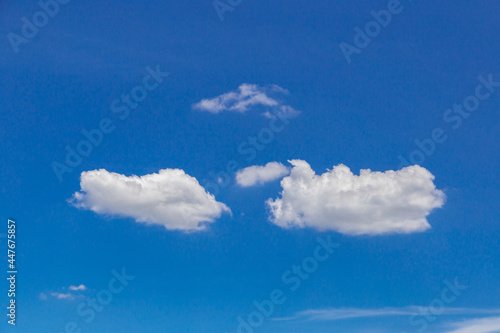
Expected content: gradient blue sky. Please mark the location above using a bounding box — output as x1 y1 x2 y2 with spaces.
1 0 499 332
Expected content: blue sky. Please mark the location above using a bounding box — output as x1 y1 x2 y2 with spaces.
0 0 499 332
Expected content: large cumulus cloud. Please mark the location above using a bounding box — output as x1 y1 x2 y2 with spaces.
266 160 445 235
70 169 230 231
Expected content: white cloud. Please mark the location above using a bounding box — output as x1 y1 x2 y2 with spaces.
41 285 89 301
193 83 295 115
70 169 230 231
262 105 300 120
277 307 500 323
445 316 500 333
276 307 416 322
68 284 87 291
266 160 445 235
236 162 290 187
50 292 74 300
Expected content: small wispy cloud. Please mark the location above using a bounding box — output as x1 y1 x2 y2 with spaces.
193 83 299 117
68 284 87 291
236 162 290 187
50 292 75 300
444 316 500 333
276 307 500 322
40 285 89 301
276 307 417 322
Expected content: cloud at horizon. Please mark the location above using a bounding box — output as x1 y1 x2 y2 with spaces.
276 307 500 323
444 316 500 333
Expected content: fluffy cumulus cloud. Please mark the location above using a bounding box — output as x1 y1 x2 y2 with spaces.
193 83 298 116
266 160 445 235
70 169 230 231
236 162 290 187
